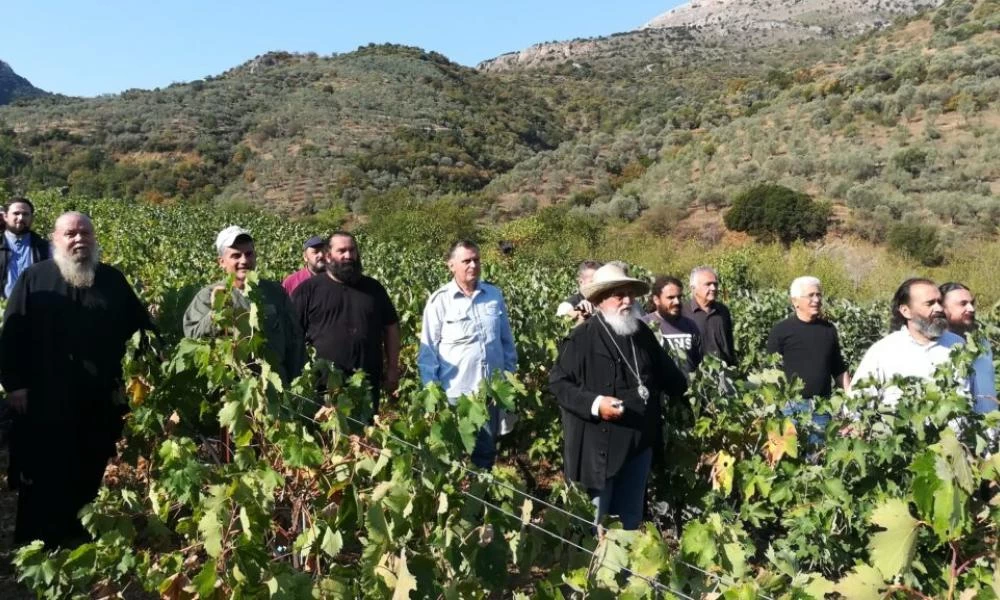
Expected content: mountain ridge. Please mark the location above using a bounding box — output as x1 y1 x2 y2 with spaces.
0 60 47 105
478 0 943 72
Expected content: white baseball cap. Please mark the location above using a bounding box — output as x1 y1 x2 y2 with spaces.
214 226 253 255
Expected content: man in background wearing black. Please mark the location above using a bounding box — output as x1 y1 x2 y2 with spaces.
683 266 736 366
293 232 400 417
767 276 849 438
556 260 602 324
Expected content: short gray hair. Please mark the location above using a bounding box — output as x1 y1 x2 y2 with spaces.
577 260 602 278
790 276 822 298
689 266 717 288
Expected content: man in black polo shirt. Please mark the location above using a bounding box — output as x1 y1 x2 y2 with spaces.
293 232 400 416
767 276 850 441
682 266 736 366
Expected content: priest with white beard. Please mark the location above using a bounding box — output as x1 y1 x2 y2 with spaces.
549 263 687 530
0 211 153 546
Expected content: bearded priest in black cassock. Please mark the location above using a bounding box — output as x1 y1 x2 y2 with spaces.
549 263 687 530
0 211 153 547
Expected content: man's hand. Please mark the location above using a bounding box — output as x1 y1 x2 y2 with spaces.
383 365 401 397
210 285 228 307
573 300 595 324
598 396 624 421
7 389 27 414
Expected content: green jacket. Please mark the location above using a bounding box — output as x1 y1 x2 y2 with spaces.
182 279 305 384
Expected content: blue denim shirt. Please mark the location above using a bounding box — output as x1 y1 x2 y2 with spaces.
4 231 34 298
418 279 518 399
971 343 997 414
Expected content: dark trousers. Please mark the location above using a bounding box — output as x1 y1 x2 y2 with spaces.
588 448 653 530
13 406 121 547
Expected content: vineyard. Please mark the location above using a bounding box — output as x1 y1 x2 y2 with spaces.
3 192 1000 599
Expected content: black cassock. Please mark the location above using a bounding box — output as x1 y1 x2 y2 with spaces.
0 260 152 546
549 314 687 491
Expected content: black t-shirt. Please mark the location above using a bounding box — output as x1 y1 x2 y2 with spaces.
641 312 703 376
766 316 847 398
293 274 399 382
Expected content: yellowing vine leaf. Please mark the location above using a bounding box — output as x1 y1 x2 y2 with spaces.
377 550 418 600
868 498 920 578
127 376 149 406
710 450 735 496
763 419 797 467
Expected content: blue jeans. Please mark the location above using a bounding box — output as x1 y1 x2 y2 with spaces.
783 399 830 446
588 448 652 530
470 402 503 469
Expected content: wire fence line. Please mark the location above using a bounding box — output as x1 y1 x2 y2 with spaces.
143 354 769 598
280 388 775 600
281 393 693 599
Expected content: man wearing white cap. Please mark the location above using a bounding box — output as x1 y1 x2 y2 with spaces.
183 226 304 384
549 263 687 530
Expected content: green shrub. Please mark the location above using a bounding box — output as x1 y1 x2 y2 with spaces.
892 146 930 176
887 222 945 266
723 183 831 246
359 189 480 255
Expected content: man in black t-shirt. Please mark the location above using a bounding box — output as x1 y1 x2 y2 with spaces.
642 275 703 377
766 276 849 399
293 232 400 415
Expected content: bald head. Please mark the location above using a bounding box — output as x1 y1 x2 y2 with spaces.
52 211 96 263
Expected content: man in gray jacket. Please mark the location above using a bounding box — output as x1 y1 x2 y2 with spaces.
183 226 304 384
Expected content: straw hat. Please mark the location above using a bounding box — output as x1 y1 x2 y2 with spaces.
580 263 649 301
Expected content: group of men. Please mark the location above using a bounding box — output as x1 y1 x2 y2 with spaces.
0 206 519 547
549 261 996 530
0 201 996 547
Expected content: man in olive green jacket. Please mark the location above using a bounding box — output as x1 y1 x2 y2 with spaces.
183 226 305 384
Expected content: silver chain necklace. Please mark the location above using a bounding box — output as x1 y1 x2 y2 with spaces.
596 314 650 403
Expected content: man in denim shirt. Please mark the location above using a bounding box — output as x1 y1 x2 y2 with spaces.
940 282 997 415
418 240 518 468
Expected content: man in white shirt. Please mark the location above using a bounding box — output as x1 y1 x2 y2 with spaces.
418 240 518 469
852 278 966 406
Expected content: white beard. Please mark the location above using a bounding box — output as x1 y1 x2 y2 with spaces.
53 245 100 288
602 310 640 336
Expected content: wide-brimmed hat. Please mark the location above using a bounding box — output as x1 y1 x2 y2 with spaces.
580 263 649 301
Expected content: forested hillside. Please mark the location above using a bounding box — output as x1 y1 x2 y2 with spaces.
0 46 564 213
0 0 997 263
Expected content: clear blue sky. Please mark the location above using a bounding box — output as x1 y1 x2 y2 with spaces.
3 1 683 97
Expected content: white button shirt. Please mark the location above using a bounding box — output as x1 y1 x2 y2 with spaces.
851 326 967 407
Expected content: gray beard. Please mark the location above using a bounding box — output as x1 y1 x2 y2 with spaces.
913 313 948 340
53 246 99 288
603 310 640 336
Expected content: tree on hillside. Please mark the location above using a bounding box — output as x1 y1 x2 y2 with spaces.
723 183 831 246
887 222 945 267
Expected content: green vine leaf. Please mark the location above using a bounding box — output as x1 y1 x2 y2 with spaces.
868 498 920 578
321 527 343 558
834 564 883 600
